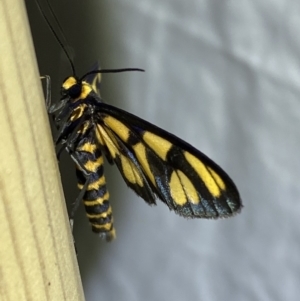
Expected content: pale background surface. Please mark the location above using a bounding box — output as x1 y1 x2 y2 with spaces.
27 0 300 300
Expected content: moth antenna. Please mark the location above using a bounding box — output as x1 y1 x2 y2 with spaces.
35 0 76 76
81 68 145 82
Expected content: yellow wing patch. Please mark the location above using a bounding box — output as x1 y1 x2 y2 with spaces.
169 170 200 206
143 132 172 160
89 74 101 95
104 116 131 142
208 167 226 190
169 171 188 206
184 151 222 197
120 154 144 187
96 124 120 158
177 170 200 205
133 142 156 186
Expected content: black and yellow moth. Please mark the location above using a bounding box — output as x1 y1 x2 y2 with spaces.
35 0 242 241
48 64 242 242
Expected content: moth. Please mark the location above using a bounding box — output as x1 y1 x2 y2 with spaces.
47 64 242 241
35 0 242 242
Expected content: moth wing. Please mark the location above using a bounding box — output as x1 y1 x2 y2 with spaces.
95 103 242 218
84 62 101 95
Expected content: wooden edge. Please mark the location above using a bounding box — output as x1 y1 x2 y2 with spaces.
0 0 85 300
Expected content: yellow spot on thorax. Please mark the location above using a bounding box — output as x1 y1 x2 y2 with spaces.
69 105 87 122
79 82 92 100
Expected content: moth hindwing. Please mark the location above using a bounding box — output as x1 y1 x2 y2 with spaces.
51 64 242 241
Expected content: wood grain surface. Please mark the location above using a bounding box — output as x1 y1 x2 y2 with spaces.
0 0 85 300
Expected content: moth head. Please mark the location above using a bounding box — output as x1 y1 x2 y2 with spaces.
61 76 82 99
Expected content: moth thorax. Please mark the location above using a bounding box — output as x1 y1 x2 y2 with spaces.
80 121 91 135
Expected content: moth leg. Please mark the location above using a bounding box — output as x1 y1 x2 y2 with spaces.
70 175 90 223
56 145 66 162
69 219 78 255
55 143 86 167
67 150 91 230
68 177 89 255
40 75 51 109
68 148 92 177
55 117 88 160
54 119 84 146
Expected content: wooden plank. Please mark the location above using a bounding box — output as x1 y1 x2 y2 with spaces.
0 0 85 300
